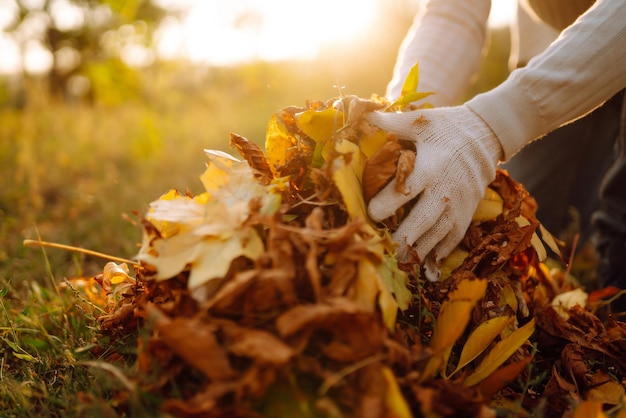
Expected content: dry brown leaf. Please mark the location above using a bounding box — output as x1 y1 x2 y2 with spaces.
276 298 387 363
394 149 416 195
362 139 402 203
230 132 274 182
148 306 237 381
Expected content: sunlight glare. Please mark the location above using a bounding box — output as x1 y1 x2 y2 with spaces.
161 0 378 66
489 0 517 27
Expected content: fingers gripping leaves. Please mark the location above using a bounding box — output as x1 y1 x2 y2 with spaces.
366 105 503 273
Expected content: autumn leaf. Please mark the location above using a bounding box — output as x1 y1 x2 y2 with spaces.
230 132 274 181
477 354 534 399
201 149 280 211
438 247 469 281
552 288 588 319
386 63 434 110
538 222 563 258
588 286 622 304
571 401 608 418
102 262 133 285
265 109 302 175
586 372 625 405
358 122 390 159
354 258 399 331
463 318 536 387
378 253 412 312
421 279 487 382
362 139 402 203
472 187 504 222
432 279 488 352
516 216 547 261
136 150 279 297
394 149 416 195
296 107 344 143
332 139 368 221
449 315 514 378
501 283 519 313
147 305 237 381
353 252 411 331
295 107 344 168
381 366 413 418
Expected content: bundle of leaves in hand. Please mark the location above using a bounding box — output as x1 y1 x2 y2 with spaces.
94 66 626 418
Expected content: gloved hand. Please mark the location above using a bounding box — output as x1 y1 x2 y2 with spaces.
366 105 504 279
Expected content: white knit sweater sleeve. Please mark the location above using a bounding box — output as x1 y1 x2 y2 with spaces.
467 0 626 161
386 0 491 106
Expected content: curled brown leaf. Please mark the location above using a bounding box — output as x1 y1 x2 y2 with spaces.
362 139 402 203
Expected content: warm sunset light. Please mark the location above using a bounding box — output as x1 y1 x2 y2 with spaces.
155 0 380 66
155 0 516 66
0 0 517 74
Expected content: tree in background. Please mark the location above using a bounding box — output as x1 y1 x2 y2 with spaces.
2 0 169 102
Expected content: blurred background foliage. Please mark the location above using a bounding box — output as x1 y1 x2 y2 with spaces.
0 0 511 296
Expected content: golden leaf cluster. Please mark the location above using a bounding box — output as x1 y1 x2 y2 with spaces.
89 65 626 417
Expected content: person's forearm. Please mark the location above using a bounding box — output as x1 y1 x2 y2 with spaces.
386 0 490 106
468 0 626 160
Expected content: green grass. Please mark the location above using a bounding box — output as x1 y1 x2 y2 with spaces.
0 273 170 417
1 276 119 416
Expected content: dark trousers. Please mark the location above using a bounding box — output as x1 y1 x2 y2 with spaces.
503 90 626 309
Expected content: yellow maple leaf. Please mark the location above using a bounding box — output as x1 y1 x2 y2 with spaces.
137 150 280 299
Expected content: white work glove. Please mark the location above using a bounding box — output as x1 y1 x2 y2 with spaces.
366 105 504 279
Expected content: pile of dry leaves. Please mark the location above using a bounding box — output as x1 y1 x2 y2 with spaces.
92 73 626 417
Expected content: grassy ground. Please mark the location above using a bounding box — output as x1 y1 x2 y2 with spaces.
0 28 512 416
0 78 206 417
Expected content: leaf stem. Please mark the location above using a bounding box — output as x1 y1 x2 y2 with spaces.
23 239 139 266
